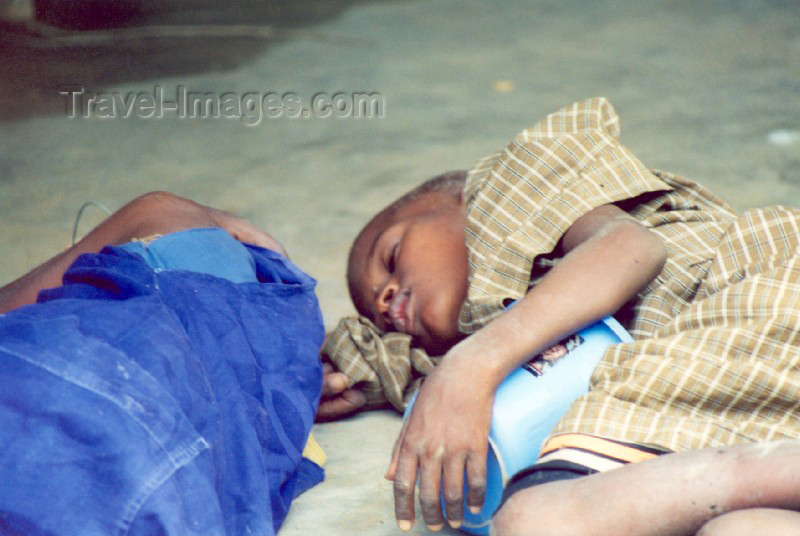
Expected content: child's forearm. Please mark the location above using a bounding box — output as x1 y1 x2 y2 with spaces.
0 192 217 313
451 213 666 389
493 440 800 536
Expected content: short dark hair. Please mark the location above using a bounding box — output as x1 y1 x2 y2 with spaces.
346 170 468 317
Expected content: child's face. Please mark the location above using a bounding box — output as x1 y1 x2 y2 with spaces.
349 194 469 355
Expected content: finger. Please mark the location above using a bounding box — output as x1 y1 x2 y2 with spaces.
386 420 409 481
315 398 356 422
321 371 349 397
322 361 334 374
315 390 366 422
255 230 288 257
466 450 488 515
418 451 445 531
393 445 420 532
442 454 466 529
233 223 287 256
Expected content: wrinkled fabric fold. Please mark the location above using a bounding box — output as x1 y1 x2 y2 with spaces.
322 316 439 411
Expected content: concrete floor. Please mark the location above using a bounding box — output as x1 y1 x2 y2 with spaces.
1 0 799 534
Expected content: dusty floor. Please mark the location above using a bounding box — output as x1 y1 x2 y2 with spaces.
1 0 799 534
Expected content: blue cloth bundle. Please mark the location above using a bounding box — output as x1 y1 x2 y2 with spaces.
0 229 324 535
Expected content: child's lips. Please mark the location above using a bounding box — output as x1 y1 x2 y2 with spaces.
388 288 414 334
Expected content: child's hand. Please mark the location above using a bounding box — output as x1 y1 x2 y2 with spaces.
204 206 289 257
315 361 367 422
385 346 495 531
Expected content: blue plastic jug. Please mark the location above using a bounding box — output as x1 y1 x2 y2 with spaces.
403 316 632 534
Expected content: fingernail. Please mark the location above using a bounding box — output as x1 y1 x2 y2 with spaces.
397 520 412 531
448 519 462 529
469 505 482 515
426 523 443 532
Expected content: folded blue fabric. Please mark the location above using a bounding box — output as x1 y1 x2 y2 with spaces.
118 228 259 283
0 229 324 535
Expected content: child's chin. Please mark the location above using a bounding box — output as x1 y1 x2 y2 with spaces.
419 333 464 357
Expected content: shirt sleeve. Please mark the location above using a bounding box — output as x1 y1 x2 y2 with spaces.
458 97 673 334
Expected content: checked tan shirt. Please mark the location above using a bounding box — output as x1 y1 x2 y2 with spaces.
325 97 800 468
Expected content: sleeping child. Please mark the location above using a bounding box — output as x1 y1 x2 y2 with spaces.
322 97 800 534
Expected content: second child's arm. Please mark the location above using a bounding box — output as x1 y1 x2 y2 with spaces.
387 204 667 531
0 191 286 314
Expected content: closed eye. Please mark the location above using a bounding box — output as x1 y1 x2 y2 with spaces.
387 242 399 273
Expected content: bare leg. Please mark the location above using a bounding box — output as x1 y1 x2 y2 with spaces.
492 441 800 536
696 508 800 536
